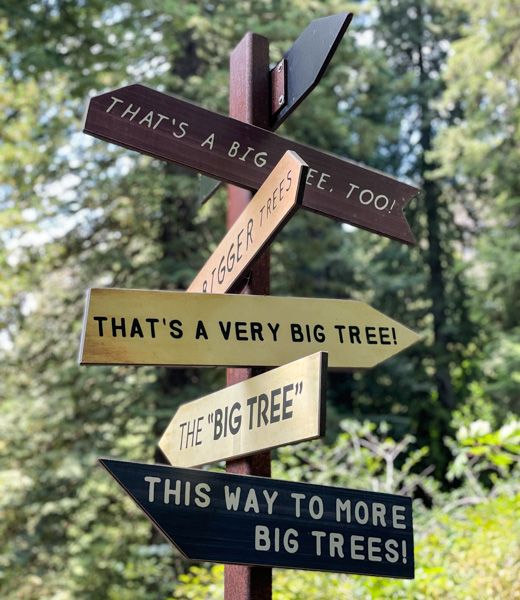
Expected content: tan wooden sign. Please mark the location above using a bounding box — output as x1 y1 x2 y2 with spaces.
79 288 421 370
189 151 307 294
159 352 327 467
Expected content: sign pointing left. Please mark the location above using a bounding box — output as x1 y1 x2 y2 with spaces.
84 84 418 244
159 352 327 468
100 458 414 577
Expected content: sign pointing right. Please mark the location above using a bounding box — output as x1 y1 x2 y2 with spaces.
79 288 421 370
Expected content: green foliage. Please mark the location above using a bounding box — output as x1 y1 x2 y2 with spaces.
173 422 520 599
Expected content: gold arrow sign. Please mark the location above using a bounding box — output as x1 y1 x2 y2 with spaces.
159 352 327 468
189 150 308 294
79 288 421 370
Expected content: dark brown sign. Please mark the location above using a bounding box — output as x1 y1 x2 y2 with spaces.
100 458 415 578
84 84 418 244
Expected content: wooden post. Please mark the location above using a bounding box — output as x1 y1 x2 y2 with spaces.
224 32 272 600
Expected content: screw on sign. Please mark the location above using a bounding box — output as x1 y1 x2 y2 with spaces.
200 12 355 202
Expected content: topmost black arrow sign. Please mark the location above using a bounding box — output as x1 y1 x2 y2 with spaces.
272 12 353 128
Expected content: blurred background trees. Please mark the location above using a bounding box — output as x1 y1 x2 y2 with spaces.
1 0 519 598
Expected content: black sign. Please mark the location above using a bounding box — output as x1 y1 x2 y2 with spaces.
100 459 414 578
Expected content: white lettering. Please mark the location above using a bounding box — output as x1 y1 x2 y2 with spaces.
224 485 241 510
201 132 215 150
392 505 407 529
312 530 326 556
263 490 278 515
144 476 161 502
194 483 211 508
368 537 382 562
244 488 260 513
106 96 124 113
121 103 141 120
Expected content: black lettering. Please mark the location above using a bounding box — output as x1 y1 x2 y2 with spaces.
94 316 107 336
219 321 232 340
258 393 269 427
291 323 304 342
111 317 126 337
270 388 281 423
169 319 183 339
146 318 159 338
286 169 292 191
226 243 235 272
214 409 223 440
130 318 144 338
247 396 257 429
279 178 285 203
218 255 226 285
267 322 279 342
236 229 244 263
366 326 378 344
195 320 208 340
282 384 294 420
250 322 264 341
314 324 325 342
235 322 248 341
246 218 254 250
229 402 242 435
379 327 391 344
195 417 203 446
335 324 346 343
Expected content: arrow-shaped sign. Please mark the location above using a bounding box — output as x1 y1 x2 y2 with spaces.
189 150 308 294
100 458 414 578
159 352 327 467
84 84 418 244
79 288 421 370
273 12 353 127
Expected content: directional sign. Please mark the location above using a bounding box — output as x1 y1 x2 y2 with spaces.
159 352 327 468
272 12 352 127
189 151 307 294
84 84 418 244
100 458 414 578
198 12 354 202
79 288 421 370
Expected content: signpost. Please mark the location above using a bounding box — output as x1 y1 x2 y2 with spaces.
83 84 418 245
79 288 421 370
159 352 327 468
100 458 414 578
188 151 308 294
81 13 419 598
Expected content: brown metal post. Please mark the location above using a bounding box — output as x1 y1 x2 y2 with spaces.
224 32 272 600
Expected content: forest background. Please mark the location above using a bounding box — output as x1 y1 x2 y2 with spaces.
1 0 519 598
